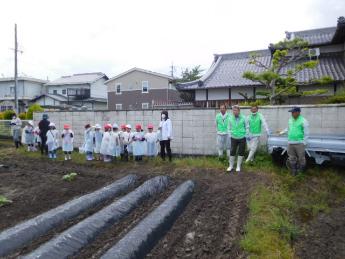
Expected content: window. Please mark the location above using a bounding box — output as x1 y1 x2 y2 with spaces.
116 83 121 94
53 90 58 94
1 106 13 111
115 104 122 110
10 87 15 94
142 81 149 93
62 89 66 95
142 103 149 109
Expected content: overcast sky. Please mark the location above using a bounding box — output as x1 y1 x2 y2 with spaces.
0 0 344 81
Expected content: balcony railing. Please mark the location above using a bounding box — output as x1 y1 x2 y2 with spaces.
67 88 90 99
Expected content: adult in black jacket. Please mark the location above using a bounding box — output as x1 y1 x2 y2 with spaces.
38 114 50 155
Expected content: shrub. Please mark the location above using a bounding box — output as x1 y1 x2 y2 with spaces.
26 103 44 119
3 110 16 120
0 112 4 120
19 112 27 120
239 99 269 107
321 90 345 104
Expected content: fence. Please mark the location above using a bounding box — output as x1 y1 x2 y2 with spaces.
0 120 31 139
32 104 345 156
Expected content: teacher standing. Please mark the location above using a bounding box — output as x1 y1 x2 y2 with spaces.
159 110 173 161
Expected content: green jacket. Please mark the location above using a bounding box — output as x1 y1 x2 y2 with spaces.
216 112 230 134
229 114 247 139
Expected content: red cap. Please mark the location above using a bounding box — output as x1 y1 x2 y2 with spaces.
104 124 112 130
135 124 142 130
120 124 126 129
147 123 154 129
63 124 70 129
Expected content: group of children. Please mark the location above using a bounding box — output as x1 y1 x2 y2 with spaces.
90 123 159 162
20 121 160 161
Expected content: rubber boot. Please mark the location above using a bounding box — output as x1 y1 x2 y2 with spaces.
27 146 31 152
218 149 223 157
48 152 52 159
236 156 244 172
226 150 231 158
68 154 72 160
227 156 235 172
246 150 255 163
65 155 68 161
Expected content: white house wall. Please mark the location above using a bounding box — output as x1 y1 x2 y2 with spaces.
208 88 228 100
0 80 43 99
195 89 206 101
91 78 107 98
231 86 255 99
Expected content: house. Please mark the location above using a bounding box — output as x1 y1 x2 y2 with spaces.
0 76 47 112
41 72 109 110
176 17 345 107
105 67 181 110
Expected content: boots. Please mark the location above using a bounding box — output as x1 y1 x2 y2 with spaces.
227 156 235 172
65 155 68 161
246 150 254 163
236 156 244 172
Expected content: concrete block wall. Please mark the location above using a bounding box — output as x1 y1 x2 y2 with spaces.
33 104 345 155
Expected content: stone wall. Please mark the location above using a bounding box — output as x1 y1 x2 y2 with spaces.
33 104 345 155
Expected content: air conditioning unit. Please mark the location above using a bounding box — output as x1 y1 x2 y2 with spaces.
308 48 320 59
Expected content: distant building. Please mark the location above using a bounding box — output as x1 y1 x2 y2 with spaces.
0 77 47 113
39 72 109 110
177 17 345 107
106 67 181 110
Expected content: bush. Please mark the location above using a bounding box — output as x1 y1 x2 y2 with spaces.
26 103 44 119
0 112 4 120
19 112 27 120
239 99 269 106
321 91 345 104
3 110 16 120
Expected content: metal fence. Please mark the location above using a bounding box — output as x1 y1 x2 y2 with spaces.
0 120 30 139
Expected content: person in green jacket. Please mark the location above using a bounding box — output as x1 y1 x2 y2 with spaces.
215 104 231 158
246 105 270 163
279 107 309 176
227 105 248 172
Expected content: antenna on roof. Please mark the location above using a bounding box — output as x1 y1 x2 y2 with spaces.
170 62 176 78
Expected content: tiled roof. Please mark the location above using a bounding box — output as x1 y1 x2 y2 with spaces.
288 27 337 46
46 72 108 86
177 51 345 90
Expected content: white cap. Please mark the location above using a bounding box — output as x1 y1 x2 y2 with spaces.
49 122 55 127
126 124 131 129
28 121 34 126
112 123 119 129
95 123 101 129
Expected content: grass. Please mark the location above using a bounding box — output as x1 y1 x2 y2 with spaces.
240 153 345 259
0 195 13 207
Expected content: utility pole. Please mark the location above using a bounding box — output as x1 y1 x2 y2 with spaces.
14 24 19 114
